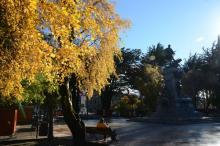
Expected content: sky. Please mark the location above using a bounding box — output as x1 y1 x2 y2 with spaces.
115 0 220 60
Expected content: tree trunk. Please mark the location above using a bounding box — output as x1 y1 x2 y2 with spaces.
44 91 55 141
48 104 53 141
101 85 113 117
59 77 85 145
69 75 81 114
86 96 89 116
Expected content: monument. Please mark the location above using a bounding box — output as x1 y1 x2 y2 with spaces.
152 59 201 122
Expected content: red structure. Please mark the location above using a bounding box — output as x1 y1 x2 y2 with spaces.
0 108 17 136
17 106 33 123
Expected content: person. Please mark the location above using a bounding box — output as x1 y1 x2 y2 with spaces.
96 118 117 141
96 118 109 129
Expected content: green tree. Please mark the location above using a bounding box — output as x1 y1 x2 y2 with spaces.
134 43 175 113
134 64 164 112
100 48 142 116
22 73 59 140
142 43 175 66
183 36 220 112
115 94 140 117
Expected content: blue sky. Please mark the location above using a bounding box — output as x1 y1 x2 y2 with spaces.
115 0 220 60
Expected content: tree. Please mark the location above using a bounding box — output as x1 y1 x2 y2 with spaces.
22 73 59 140
143 43 175 67
115 94 140 117
133 43 174 112
0 0 129 144
100 48 142 116
134 64 164 112
119 48 143 88
183 36 220 112
127 94 139 117
182 54 203 108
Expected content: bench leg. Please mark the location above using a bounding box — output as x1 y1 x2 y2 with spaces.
111 130 117 141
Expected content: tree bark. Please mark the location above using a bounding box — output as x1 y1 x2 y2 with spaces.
48 105 53 141
101 85 113 117
44 91 55 141
59 77 86 145
100 77 117 117
69 75 81 114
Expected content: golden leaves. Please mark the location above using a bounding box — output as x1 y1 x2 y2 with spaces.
0 0 129 100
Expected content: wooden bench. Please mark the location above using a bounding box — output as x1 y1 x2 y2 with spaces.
86 126 117 141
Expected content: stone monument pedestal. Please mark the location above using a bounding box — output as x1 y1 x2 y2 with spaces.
148 58 202 124
151 96 202 124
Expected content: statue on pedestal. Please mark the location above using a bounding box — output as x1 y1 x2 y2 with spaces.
161 59 182 107
152 52 201 121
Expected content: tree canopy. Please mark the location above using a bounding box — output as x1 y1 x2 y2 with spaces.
183 37 220 111
0 0 129 100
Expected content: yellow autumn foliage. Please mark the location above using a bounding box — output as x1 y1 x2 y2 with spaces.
0 0 129 100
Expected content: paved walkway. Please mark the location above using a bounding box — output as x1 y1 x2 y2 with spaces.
1 118 220 146
0 118 128 145
111 121 220 146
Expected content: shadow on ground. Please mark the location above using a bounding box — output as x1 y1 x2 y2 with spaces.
0 138 110 146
